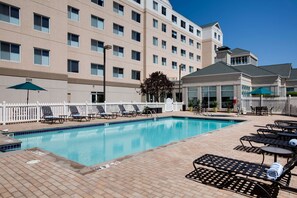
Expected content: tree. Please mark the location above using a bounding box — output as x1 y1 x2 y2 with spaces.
139 71 174 102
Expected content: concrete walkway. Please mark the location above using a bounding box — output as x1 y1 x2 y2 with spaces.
0 112 296 197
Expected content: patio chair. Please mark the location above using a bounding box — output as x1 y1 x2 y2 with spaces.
41 106 64 124
250 106 255 114
69 106 90 121
132 104 143 116
193 154 297 196
96 105 115 119
118 105 136 117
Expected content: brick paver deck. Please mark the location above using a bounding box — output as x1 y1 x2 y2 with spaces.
0 112 296 197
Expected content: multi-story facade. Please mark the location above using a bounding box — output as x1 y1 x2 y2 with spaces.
0 0 223 103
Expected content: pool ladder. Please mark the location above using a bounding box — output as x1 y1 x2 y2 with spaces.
147 110 158 119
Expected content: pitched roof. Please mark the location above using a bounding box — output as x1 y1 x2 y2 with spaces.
288 68 297 80
200 21 219 28
184 61 241 78
259 63 292 78
231 48 251 56
234 64 276 77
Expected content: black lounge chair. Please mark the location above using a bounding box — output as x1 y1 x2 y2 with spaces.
41 106 64 124
69 106 90 121
96 105 115 119
118 105 135 117
267 120 297 132
193 154 297 196
257 128 297 139
132 104 143 116
239 135 296 151
250 106 256 114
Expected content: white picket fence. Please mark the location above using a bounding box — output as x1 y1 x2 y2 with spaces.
0 101 183 125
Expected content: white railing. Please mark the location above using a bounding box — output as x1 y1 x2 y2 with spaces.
0 101 183 125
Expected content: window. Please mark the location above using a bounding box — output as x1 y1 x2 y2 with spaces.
196 55 201 62
218 34 221 41
242 85 251 97
214 32 217 39
181 49 186 57
196 29 201 37
68 59 79 73
91 39 104 53
131 50 141 61
231 56 248 65
189 66 194 73
91 92 104 103
189 52 194 60
172 15 177 24
172 30 177 39
91 0 104 7
0 41 20 61
172 46 177 54
153 19 158 28
181 20 186 28
132 70 140 80
34 48 49 66
67 33 79 47
181 35 186 43
221 85 234 108
153 37 158 46
189 39 194 46
0 2 19 25
189 25 193 33
132 11 140 23
161 6 166 16
131 30 141 42
214 44 217 51
68 6 79 21
113 23 124 36
196 42 201 49
113 2 124 15
34 14 49 33
133 0 141 4
162 57 166 66
91 15 104 30
172 61 177 70
153 55 158 64
202 86 217 108
91 63 103 76
153 1 158 11
113 67 124 78
188 87 198 107
161 23 166 32
162 40 166 49
113 45 124 57
180 64 186 71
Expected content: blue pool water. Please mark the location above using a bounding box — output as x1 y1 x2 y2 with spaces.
16 117 238 166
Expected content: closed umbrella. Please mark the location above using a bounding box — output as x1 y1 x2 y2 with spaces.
7 82 46 104
248 87 273 107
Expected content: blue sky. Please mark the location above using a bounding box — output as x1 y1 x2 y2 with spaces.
170 0 297 68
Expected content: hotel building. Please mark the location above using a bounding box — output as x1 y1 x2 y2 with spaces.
0 0 223 103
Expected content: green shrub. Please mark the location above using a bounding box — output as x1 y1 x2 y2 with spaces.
287 92 297 97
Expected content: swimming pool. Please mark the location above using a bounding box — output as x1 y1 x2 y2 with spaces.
15 117 239 166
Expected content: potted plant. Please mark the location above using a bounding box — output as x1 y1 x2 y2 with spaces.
212 101 218 112
188 100 194 111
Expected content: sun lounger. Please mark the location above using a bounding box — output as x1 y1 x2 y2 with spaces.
96 105 116 119
41 106 64 124
118 105 136 117
239 135 296 151
193 154 297 196
69 106 90 121
132 104 143 116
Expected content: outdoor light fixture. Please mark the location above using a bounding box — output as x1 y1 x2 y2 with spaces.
103 45 112 102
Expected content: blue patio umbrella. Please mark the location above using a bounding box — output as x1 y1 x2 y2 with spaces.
7 82 46 104
248 87 273 107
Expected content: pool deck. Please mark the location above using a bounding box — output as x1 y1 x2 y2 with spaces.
0 112 297 197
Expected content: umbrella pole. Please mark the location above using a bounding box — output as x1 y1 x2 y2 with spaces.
27 90 29 104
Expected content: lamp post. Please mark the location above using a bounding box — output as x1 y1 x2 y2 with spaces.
178 64 182 102
103 45 112 102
